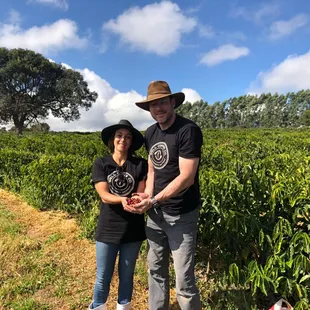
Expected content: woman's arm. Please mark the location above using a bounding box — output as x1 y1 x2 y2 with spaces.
94 181 123 204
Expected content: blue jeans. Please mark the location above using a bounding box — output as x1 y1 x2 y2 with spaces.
146 207 201 310
92 241 142 307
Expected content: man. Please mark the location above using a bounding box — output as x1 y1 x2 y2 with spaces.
134 81 203 310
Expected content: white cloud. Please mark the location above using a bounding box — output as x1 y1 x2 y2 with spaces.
0 15 88 54
231 3 280 24
200 44 250 66
47 68 153 132
248 50 310 94
8 9 21 24
46 67 203 132
60 62 72 69
104 92 153 130
102 1 197 56
268 14 308 40
185 2 204 14
198 24 214 38
28 0 69 10
198 23 246 42
254 4 280 23
182 88 202 103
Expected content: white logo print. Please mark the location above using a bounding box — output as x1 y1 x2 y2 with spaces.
107 171 134 196
150 142 169 169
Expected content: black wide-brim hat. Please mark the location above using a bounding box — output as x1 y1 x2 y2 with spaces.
101 120 144 151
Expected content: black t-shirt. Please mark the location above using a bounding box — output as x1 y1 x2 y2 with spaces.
145 114 203 215
92 155 147 244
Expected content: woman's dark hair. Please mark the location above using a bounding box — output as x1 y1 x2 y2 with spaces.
107 131 135 157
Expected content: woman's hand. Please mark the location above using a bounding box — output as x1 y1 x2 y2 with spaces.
128 192 153 214
121 197 137 213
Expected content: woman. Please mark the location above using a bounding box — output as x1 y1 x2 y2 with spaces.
89 120 147 310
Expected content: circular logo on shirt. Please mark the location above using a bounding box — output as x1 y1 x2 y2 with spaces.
107 171 134 196
149 142 169 170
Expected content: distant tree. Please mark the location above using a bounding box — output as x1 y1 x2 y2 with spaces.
190 100 205 125
176 101 192 119
0 48 98 134
29 122 50 132
300 109 310 126
174 87 310 128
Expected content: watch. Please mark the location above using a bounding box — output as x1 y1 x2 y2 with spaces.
151 196 160 208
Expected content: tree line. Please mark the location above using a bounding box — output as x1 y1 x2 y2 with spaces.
177 91 310 128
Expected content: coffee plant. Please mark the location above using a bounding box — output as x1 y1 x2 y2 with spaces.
0 129 309 309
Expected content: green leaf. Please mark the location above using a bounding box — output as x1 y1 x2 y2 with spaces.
259 229 264 248
299 275 310 284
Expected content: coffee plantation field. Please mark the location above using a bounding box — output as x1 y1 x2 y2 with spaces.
0 128 309 309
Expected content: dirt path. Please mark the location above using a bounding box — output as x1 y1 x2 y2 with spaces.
0 189 179 310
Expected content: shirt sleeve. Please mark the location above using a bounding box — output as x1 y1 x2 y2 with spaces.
138 158 148 182
92 157 108 184
178 125 203 159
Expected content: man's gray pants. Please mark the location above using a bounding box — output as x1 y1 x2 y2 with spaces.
146 207 202 310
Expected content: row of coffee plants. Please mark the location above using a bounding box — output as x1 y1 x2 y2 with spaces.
198 130 309 309
0 129 309 309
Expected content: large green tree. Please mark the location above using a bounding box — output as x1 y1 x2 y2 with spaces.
0 48 98 134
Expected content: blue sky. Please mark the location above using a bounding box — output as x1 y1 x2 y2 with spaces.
0 0 310 131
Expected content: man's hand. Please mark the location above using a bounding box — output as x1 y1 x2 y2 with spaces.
133 197 153 214
131 192 150 200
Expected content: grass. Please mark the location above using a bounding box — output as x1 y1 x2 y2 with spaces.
0 206 23 236
0 203 89 310
134 241 149 288
0 191 153 310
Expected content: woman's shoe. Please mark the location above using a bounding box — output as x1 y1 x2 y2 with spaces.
116 302 130 310
88 302 107 310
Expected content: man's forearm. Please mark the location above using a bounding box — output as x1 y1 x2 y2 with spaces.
144 171 154 197
155 174 194 202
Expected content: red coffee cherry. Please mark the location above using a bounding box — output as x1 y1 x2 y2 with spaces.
126 197 141 206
